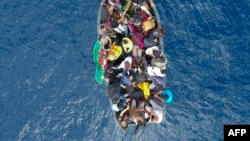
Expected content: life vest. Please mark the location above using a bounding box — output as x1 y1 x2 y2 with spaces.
107 42 123 61
122 37 133 53
137 82 150 100
142 19 156 33
98 51 107 70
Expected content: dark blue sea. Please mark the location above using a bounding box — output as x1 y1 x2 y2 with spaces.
0 0 249 141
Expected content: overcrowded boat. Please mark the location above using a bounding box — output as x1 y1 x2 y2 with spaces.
93 0 173 135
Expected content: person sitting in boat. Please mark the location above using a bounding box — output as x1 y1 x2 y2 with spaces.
119 93 131 107
131 10 149 30
151 76 166 89
120 70 136 89
136 81 151 100
107 0 123 12
130 10 156 36
143 28 166 48
125 0 155 17
134 70 148 83
103 65 123 84
131 51 148 75
107 42 123 64
108 82 123 109
99 24 116 38
108 11 128 35
149 84 166 107
118 104 130 129
129 99 146 125
98 50 108 70
145 99 164 123
145 46 163 58
151 56 167 68
153 88 173 105
100 35 112 52
146 66 166 78
116 56 132 69
129 87 145 102
100 2 110 23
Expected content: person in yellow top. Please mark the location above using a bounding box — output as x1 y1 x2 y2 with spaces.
107 42 123 61
136 81 150 100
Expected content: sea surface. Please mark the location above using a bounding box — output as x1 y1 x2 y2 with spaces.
0 0 249 141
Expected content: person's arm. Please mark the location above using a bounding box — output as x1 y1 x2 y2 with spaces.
118 13 125 23
102 2 114 14
154 94 164 103
133 108 146 113
153 90 163 101
149 0 155 8
105 26 116 36
123 0 131 14
101 2 109 8
119 105 130 117
149 108 155 121
119 0 132 23
155 90 163 96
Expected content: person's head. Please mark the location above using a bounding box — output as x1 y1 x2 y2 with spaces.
135 115 145 125
100 24 106 30
107 66 114 74
109 0 119 5
151 117 158 123
118 103 124 109
124 61 130 70
152 50 161 58
137 120 143 126
153 37 159 43
139 72 147 81
139 64 145 71
160 69 166 74
160 29 167 35
120 120 128 129
132 13 142 26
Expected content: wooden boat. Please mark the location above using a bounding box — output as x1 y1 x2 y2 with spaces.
93 0 172 136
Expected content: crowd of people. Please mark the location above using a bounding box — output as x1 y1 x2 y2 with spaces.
97 0 171 129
